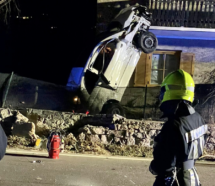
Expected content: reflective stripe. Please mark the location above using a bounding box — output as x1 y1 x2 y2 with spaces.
188 139 201 160
193 140 199 159
188 169 196 186
199 135 204 154
193 167 200 185
185 125 208 143
166 85 194 92
187 86 195 92
188 142 194 159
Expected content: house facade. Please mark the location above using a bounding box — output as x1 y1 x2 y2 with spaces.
97 0 215 122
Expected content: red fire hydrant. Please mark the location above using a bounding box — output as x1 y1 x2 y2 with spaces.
47 132 61 159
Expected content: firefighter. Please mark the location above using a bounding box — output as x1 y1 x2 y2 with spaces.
0 123 7 161
149 69 208 186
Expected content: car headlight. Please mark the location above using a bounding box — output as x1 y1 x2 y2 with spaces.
74 97 78 102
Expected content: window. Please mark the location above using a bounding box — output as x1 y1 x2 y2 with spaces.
134 51 195 87
151 51 180 84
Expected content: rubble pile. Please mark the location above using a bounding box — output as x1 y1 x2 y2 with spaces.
1 108 215 157
205 124 215 154
7 135 33 148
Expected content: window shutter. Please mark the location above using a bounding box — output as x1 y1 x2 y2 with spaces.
134 53 152 87
180 53 195 76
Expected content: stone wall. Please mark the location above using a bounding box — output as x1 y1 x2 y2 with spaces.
1 108 215 157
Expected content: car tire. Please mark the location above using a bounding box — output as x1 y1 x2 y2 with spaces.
138 31 158 54
102 103 125 117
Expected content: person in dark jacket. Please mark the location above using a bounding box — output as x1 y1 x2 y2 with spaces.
0 123 7 160
149 69 208 186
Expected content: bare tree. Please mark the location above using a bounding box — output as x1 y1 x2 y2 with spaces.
0 0 20 23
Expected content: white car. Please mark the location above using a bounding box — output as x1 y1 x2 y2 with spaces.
67 5 158 116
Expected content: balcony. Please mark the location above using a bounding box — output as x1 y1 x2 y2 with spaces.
148 0 215 28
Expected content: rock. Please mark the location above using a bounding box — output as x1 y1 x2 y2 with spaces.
89 126 105 135
142 138 151 147
35 121 51 136
117 124 122 130
150 122 164 130
121 125 128 130
148 130 157 139
107 134 114 143
64 119 74 126
15 111 29 124
135 133 143 139
56 120 61 125
86 134 100 143
113 114 126 123
134 124 139 130
129 128 134 133
78 126 91 134
134 130 138 133
114 137 121 144
135 138 142 145
65 145 74 150
105 127 109 135
78 132 85 141
101 135 108 144
86 146 91 151
125 131 129 137
211 131 215 138
12 122 36 139
114 124 118 130
128 124 133 129
206 143 215 151
0 109 13 119
71 114 81 122
139 128 144 133
208 137 215 144
127 136 135 145
110 130 126 138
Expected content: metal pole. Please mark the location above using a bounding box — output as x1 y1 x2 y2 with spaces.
2 71 14 108
143 84 147 119
34 86 38 105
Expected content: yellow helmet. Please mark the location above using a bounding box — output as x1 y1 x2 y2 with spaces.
160 69 195 103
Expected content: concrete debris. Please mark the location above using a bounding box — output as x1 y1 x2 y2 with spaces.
12 122 38 140
0 109 13 119
15 111 29 124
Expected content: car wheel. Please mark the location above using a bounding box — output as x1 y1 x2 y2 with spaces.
138 31 158 54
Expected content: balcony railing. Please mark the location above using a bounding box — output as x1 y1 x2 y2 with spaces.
148 0 215 28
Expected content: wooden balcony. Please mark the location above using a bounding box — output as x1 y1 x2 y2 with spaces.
148 0 215 28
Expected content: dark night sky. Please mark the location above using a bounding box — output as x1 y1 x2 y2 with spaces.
0 0 97 85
